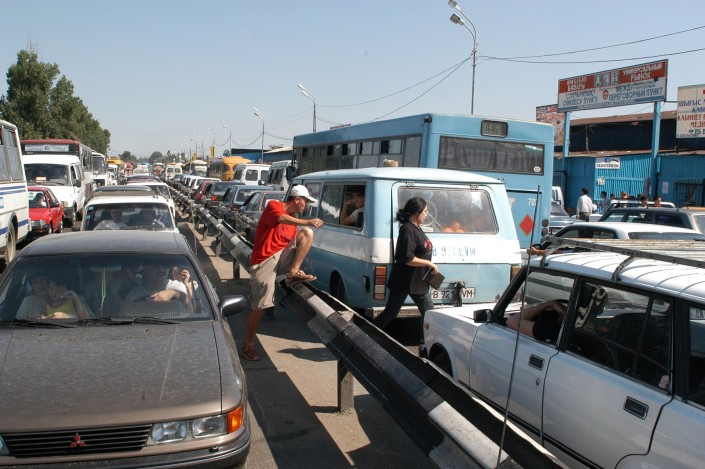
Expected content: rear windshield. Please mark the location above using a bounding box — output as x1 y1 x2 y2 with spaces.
84 203 174 231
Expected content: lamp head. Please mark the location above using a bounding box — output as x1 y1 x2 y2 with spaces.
448 0 459 8
450 13 464 25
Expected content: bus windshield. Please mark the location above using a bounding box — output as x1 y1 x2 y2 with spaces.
25 164 69 186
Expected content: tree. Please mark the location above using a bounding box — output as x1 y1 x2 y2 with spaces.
148 151 164 165
0 47 111 153
120 151 137 163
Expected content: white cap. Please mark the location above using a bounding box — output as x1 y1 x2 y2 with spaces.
289 185 317 203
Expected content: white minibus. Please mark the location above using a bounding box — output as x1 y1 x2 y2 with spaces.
292 167 522 318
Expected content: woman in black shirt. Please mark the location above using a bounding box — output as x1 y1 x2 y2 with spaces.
374 197 439 335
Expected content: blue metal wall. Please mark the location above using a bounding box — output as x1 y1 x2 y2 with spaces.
554 153 705 209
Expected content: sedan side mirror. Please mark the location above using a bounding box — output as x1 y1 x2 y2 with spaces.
473 308 492 323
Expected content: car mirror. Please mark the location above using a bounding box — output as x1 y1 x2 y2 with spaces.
220 295 249 317
50 202 61 208
473 308 492 322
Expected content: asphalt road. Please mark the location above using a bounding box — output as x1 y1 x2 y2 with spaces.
178 215 435 469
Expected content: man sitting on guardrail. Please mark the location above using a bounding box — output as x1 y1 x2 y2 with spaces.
240 185 324 361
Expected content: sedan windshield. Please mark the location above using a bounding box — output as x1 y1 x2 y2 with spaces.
0 254 212 321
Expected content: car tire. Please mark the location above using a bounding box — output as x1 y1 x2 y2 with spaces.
4 224 16 266
58 219 63 233
65 209 76 227
430 349 453 376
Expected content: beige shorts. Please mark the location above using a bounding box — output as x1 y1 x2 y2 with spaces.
249 236 297 310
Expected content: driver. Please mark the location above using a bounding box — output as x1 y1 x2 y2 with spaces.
123 259 190 307
506 299 567 342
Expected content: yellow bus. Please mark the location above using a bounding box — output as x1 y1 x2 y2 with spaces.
208 156 251 181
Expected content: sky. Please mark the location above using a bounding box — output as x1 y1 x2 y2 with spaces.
2 0 704 159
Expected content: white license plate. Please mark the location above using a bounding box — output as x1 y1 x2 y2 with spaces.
431 287 476 301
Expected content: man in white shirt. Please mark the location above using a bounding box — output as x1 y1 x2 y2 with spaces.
95 209 127 230
576 187 593 221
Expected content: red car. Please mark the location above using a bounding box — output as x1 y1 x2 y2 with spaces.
28 186 64 238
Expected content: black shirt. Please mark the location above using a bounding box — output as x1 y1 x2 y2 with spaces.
388 222 433 295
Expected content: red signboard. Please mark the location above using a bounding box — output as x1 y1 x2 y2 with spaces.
557 60 668 112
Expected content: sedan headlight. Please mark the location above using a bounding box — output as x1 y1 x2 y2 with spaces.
148 407 243 445
0 435 8 455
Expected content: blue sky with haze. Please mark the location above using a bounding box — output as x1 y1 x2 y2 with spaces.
2 0 703 158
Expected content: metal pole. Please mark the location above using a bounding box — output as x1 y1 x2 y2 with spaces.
471 44 476 114
260 121 264 163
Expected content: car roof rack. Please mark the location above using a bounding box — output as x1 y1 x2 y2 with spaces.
537 237 705 280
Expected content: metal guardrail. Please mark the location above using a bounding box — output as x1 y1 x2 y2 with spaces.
172 188 561 469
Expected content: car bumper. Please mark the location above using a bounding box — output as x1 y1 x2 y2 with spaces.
0 427 250 468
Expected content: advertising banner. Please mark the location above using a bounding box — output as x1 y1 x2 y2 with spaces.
676 84 705 138
535 104 564 146
558 60 667 112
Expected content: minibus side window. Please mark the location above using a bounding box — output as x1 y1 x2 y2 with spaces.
299 182 321 220
318 184 345 225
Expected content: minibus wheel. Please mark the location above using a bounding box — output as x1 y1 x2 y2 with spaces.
331 275 347 305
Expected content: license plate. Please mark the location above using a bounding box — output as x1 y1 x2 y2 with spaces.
431 287 476 301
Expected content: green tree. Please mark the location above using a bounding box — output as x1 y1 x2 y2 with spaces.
148 151 164 165
120 151 137 163
0 47 111 153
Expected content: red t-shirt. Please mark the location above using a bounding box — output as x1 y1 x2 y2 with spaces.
250 200 297 265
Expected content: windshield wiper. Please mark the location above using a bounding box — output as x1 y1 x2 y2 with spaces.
73 317 134 326
0 319 75 328
131 316 181 324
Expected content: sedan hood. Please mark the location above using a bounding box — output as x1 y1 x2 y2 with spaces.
0 322 223 430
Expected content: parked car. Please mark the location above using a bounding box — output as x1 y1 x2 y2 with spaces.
23 154 88 227
547 200 582 235
598 206 705 233
534 222 705 254
95 184 154 196
424 239 705 468
0 231 251 466
204 181 241 215
216 185 273 221
27 186 64 238
80 194 178 233
193 180 215 205
127 180 175 217
233 190 285 243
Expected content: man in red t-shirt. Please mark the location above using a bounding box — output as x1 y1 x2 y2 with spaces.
241 184 323 361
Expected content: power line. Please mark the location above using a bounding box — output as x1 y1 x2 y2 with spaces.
320 57 471 108
483 46 705 64
494 25 705 60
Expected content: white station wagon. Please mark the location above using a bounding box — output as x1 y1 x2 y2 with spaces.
424 238 705 468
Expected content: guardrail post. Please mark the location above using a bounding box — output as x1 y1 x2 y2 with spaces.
337 360 354 411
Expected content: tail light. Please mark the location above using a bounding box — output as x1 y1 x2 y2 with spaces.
211 195 218 201
373 266 387 300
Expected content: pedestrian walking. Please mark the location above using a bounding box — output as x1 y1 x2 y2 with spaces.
374 197 438 350
241 185 324 361
577 187 593 221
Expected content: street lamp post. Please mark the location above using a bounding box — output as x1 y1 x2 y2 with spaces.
222 120 232 154
195 133 204 160
253 106 265 163
189 139 196 161
297 83 317 132
207 127 215 162
448 0 478 114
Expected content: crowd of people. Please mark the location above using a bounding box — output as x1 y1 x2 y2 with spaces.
574 187 667 217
